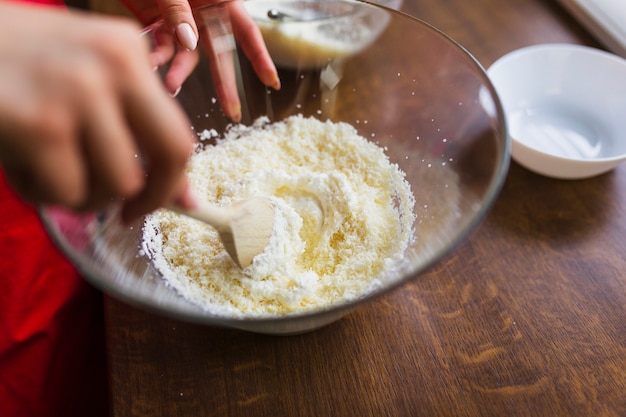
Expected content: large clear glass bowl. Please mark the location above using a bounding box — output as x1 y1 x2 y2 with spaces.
40 0 509 335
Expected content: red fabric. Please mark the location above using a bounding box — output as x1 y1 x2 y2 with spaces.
0 172 109 417
0 2 109 416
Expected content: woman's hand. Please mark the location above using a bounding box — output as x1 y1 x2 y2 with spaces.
121 0 199 50
0 2 195 222
124 0 280 121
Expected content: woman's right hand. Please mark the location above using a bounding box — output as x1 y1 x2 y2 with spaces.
0 2 196 222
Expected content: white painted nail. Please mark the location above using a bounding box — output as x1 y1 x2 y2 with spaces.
176 23 198 51
170 86 182 97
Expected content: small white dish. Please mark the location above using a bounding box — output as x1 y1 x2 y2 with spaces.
488 44 626 179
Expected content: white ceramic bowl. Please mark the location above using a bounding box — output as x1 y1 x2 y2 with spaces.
488 44 626 179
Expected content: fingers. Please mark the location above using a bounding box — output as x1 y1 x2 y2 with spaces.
78 83 145 211
145 0 281 121
163 48 199 97
156 0 198 51
0 122 87 208
119 59 195 222
195 1 279 120
229 0 280 90
82 24 193 221
146 21 199 97
200 19 242 121
147 22 176 68
79 22 190 220
84 26 194 222
0 59 145 211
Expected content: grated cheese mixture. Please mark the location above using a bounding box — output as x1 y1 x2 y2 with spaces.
142 115 415 317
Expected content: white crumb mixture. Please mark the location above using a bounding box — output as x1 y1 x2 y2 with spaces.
142 115 415 317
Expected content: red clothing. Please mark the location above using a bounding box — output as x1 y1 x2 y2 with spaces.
0 2 109 416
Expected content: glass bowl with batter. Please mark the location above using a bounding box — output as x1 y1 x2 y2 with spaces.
40 0 509 335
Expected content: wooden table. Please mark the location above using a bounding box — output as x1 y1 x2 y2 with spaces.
103 0 626 415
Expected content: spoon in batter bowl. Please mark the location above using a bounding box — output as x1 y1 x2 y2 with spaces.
168 197 275 268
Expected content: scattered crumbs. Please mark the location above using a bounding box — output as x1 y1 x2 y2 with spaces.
198 129 219 141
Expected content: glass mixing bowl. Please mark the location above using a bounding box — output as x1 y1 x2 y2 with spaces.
40 0 509 335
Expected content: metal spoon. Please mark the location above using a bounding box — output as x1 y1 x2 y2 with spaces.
267 7 353 22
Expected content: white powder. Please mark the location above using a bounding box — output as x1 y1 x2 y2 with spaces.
142 115 415 317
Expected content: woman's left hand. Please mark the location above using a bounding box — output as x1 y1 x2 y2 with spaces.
123 0 280 121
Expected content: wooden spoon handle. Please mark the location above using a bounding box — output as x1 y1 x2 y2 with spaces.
167 202 231 231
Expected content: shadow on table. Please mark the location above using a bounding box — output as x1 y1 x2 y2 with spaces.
486 161 623 244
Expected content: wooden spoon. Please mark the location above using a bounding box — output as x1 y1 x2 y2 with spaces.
169 197 275 268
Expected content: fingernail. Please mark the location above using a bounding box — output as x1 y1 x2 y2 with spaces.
270 73 281 90
230 104 242 123
266 69 281 90
176 23 198 51
170 86 182 97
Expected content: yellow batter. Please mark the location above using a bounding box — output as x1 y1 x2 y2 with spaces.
243 1 389 68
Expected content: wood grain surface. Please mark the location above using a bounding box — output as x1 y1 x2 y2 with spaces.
100 0 626 416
